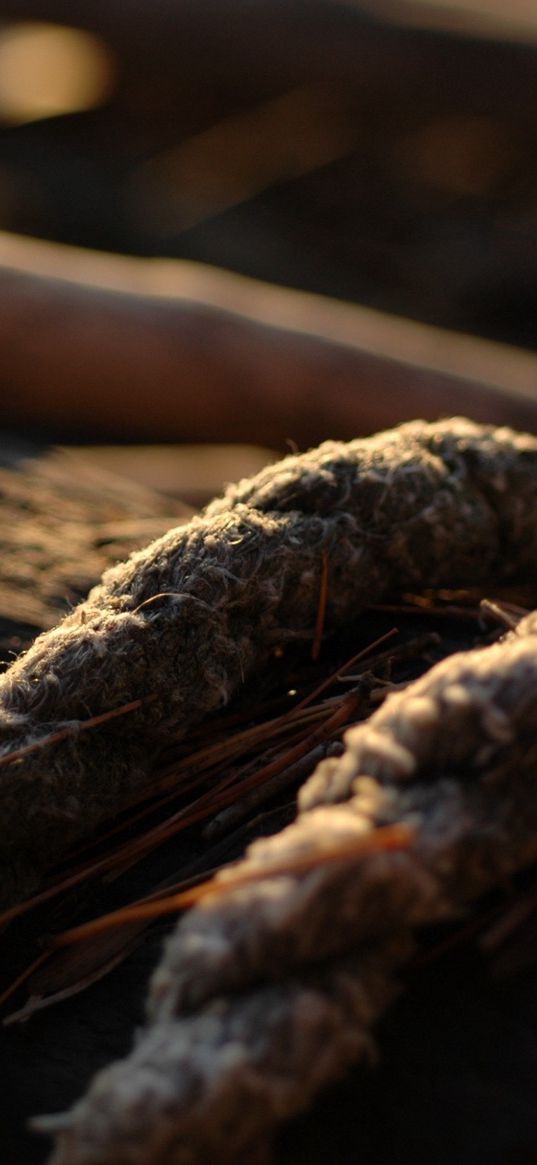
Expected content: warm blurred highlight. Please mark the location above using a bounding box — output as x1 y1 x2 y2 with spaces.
0 22 116 125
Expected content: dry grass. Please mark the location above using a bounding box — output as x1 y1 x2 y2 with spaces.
1 585 534 1024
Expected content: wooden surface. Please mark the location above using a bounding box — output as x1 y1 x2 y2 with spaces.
1 233 537 448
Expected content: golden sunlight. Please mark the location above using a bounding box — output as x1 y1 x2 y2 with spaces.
0 22 116 124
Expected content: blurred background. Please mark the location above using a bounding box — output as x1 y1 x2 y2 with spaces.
3 14 537 628
0 0 536 468
1 0 537 341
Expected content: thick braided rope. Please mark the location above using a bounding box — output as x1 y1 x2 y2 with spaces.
33 416 537 1164
2 417 537 908
46 611 537 1164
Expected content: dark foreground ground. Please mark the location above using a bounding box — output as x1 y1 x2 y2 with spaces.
0 441 537 1165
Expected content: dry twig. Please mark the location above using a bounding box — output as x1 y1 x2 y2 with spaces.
3 416 537 908
40 606 537 1164
0 418 537 1161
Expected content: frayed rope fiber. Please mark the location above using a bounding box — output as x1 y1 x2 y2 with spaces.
2 416 537 912
44 544 537 1159
45 610 537 1165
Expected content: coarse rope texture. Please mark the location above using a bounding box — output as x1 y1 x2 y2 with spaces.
18 416 537 1161
2 417 537 909
0 415 532 1161
44 608 537 1164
